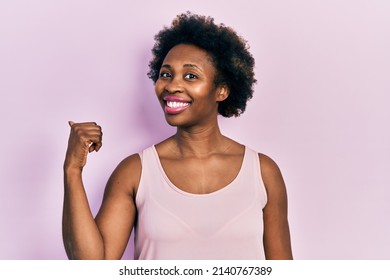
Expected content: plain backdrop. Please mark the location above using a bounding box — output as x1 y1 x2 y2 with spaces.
0 0 389 259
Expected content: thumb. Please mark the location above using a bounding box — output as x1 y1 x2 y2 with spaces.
68 121 75 127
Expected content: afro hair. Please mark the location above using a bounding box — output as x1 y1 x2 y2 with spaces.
148 12 256 117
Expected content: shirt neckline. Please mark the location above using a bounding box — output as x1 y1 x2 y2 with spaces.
151 145 247 197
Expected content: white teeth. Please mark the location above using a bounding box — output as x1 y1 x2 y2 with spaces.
167 101 189 108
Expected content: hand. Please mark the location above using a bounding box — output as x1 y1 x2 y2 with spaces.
64 121 103 172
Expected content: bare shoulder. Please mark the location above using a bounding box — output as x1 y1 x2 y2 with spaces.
257 153 288 213
258 153 280 173
258 153 285 192
104 153 142 198
117 153 142 173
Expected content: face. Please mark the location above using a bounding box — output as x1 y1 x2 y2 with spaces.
155 44 228 128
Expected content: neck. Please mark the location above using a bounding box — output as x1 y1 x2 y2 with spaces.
172 122 228 157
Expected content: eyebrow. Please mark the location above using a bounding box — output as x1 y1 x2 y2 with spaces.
161 64 202 71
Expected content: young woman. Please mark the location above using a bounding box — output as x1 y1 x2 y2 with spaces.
62 13 293 260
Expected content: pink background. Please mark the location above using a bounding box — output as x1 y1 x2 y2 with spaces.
1 0 389 259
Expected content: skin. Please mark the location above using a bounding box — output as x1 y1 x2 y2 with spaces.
62 43 293 260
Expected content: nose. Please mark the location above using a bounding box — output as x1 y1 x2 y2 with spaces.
164 76 184 94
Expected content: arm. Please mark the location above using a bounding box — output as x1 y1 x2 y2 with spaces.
94 154 141 259
259 154 293 260
62 121 104 259
62 121 140 259
63 168 104 259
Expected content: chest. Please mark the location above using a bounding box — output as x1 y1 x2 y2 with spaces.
160 154 243 194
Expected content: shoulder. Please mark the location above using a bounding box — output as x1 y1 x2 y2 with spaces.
258 153 282 179
105 153 142 198
257 153 286 198
119 153 142 167
115 153 142 177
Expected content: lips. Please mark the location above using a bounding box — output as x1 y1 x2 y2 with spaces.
163 96 191 115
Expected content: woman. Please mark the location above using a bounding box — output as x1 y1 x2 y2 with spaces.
63 13 293 260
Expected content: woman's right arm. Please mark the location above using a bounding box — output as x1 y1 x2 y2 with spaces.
62 121 105 259
62 121 140 259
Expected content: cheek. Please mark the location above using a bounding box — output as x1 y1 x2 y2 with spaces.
198 85 218 103
154 81 163 96
192 83 214 97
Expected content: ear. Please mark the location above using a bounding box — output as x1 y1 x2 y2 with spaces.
215 84 229 102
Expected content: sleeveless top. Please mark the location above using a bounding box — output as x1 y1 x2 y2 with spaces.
134 145 268 259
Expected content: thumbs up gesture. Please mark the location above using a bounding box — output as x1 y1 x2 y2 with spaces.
64 121 103 172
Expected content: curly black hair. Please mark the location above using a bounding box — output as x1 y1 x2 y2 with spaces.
147 12 256 117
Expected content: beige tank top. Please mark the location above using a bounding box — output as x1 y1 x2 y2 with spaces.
134 145 267 259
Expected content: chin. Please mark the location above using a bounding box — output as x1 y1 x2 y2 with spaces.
164 115 194 128
165 119 186 128
164 115 181 127
165 120 178 127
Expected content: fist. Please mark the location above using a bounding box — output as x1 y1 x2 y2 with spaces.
64 121 103 171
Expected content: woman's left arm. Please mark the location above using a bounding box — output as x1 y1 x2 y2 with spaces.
259 154 293 260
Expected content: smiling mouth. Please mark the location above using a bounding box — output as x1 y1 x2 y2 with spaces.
166 101 191 108
163 97 191 115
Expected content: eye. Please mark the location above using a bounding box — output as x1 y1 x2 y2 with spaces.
184 73 197 80
159 72 171 79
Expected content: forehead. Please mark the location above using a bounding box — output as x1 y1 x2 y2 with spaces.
162 44 215 69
